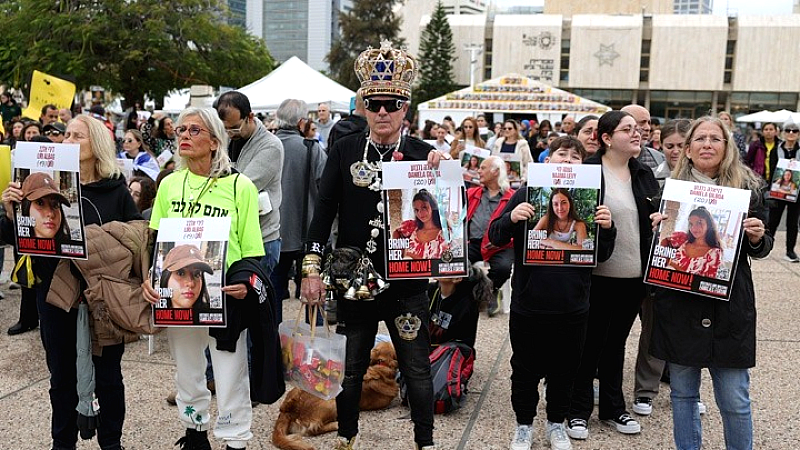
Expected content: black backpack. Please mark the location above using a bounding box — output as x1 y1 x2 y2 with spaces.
399 341 475 414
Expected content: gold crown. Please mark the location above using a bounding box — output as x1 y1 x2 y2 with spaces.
354 40 418 99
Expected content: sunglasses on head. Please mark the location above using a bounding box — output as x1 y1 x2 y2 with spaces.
364 98 405 113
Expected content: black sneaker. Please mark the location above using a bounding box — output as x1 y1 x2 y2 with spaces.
603 413 641 434
175 428 212 450
488 289 502 317
566 418 588 440
785 251 800 262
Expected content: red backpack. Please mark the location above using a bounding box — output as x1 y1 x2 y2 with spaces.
400 341 475 414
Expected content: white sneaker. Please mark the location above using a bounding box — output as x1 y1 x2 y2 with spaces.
698 401 707 415
546 421 573 450
632 397 653 416
566 418 588 440
510 424 533 450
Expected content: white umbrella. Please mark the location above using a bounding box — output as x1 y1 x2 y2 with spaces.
770 109 794 124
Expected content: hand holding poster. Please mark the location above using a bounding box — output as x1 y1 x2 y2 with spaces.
382 160 467 279
769 158 800 202
644 179 750 300
523 163 601 266
152 217 230 326
13 142 86 259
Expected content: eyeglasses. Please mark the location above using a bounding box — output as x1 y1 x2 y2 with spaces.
364 98 405 113
123 138 136 143
613 126 643 136
503 127 516 131
175 125 209 137
786 129 800 134
225 118 247 135
44 130 62 136
692 135 727 145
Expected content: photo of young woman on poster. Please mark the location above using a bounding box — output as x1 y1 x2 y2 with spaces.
159 244 212 310
772 169 798 196
392 189 446 260
20 172 71 241
531 188 589 250
662 206 724 278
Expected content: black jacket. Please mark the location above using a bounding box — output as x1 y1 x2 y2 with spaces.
585 152 660 276
326 114 367 152
210 257 286 405
651 189 773 369
488 185 617 316
306 133 434 298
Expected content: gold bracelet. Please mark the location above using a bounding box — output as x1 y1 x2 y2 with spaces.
302 254 321 265
301 266 320 277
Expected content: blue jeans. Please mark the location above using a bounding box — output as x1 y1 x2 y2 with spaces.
669 363 752 450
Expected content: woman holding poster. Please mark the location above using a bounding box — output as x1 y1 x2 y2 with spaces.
567 111 659 440
392 190 445 260
142 107 267 450
1 114 141 450
651 116 771 450
19 172 71 241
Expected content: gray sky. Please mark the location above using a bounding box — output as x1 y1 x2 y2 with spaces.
490 0 794 14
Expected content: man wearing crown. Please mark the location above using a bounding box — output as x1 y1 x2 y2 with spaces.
299 41 446 450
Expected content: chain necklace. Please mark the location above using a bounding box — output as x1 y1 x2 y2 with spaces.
349 135 402 191
181 171 215 217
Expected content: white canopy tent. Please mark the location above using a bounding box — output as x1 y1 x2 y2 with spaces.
237 56 356 112
417 73 610 126
736 109 800 125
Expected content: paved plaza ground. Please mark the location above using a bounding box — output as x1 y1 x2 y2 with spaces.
1 233 798 449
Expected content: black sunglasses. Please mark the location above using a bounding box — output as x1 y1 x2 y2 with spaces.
786 129 800 133
364 98 405 113
44 130 62 136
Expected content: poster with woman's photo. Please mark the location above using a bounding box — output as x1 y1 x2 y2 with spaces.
498 153 522 186
151 217 230 327
459 146 490 186
523 163 601 266
644 178 750 300
769 158 800 202
13 142 86 259
382 160 467 279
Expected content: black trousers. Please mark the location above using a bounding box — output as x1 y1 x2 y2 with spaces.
335 292 434 446
467 238 513 290
767 200 800 253
510 310 588 425
37 290 125 450
17 285 39 327
568 276 643 421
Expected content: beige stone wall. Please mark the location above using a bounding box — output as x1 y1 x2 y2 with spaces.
544 0 672 15
649 15 727 90
491 15 563 84
568 15 643 89
733 16 800 92
449 15 488 85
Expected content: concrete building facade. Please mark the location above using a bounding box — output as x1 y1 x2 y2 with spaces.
419 13 800 119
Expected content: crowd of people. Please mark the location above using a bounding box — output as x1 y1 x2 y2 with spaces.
0 40 783 450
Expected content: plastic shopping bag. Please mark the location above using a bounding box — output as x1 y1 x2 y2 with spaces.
279 305 346 400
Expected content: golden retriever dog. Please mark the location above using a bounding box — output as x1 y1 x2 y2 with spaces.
272 341 399 450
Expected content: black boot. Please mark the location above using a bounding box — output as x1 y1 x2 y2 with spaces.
174 428 211 450
487 288 502 317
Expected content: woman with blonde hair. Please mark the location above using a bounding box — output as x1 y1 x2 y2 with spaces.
142 107 266 450
652 116 770 450
0 114 141 449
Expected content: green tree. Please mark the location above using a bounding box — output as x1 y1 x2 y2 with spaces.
0 0 275 108
326 0 405 91
416 1 456 102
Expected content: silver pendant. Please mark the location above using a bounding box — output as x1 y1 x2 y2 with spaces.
395 313 422 340
368 177 382 191
365 238 377 254
441 249 453 263
350 160 375 188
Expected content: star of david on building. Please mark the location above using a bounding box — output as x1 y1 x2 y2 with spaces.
594 44 620 67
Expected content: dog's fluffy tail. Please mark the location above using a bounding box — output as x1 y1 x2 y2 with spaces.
272 411 315 450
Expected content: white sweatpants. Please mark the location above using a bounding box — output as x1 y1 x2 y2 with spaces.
167 327 252 449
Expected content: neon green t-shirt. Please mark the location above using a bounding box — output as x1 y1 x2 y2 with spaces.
150 169 265 268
